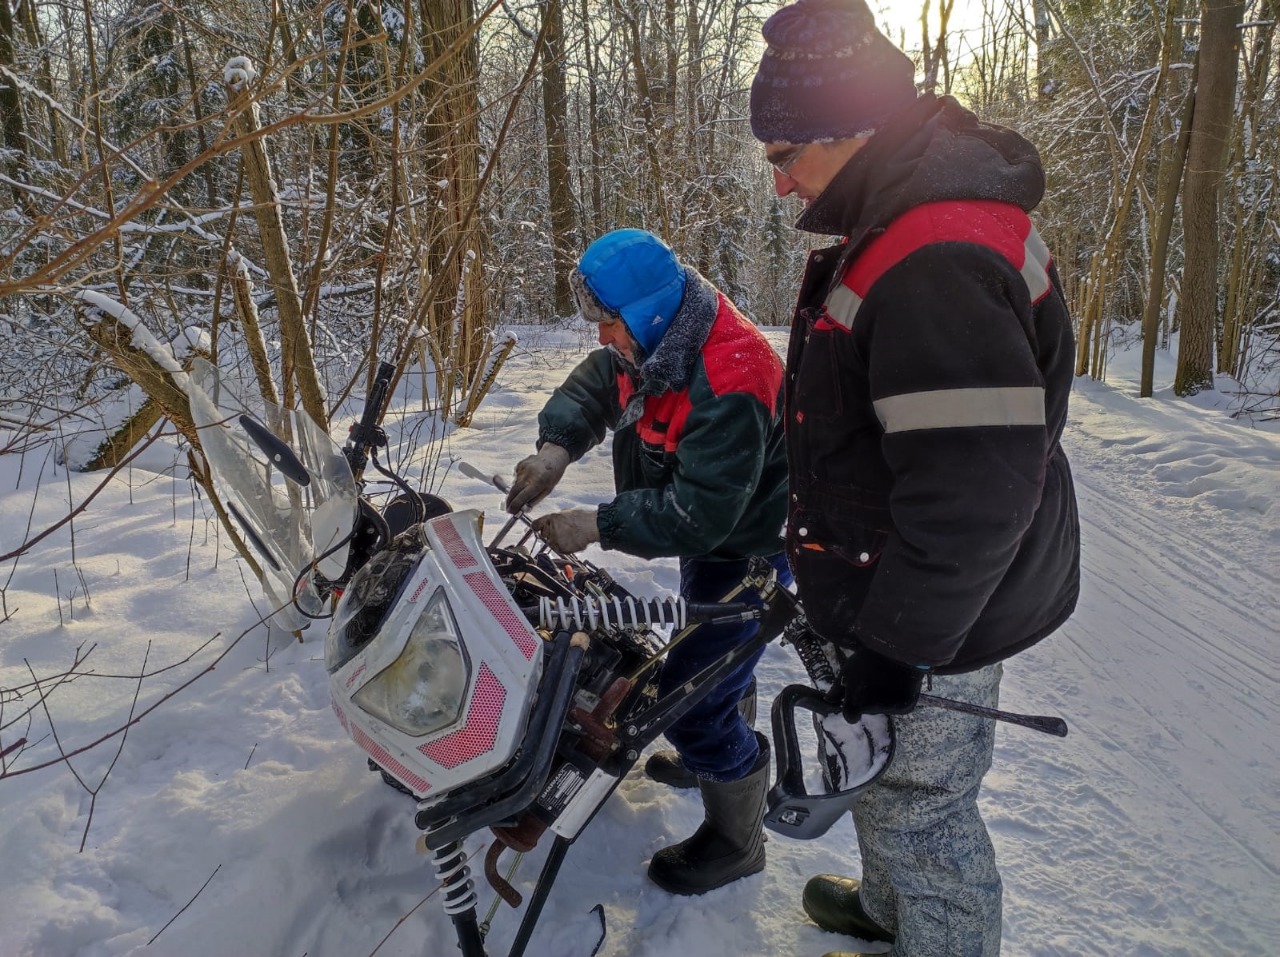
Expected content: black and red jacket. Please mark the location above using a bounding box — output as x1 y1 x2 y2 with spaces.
538 271 788 561
786 94 1080 672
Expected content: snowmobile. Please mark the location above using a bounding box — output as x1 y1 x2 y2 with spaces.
185 358 1067 957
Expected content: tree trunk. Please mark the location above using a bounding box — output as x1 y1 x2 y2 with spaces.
79 299 262 576
0 0 29 206
180 17 218 209
82 314 201 449
226 249 282 410
542 0 576 317
418 0 489 417
579 0 602 238
920 0 953 96
83 397 163 473
1032 0 1056 100
1176 0 1244 396
15 0 64 170
1075 0 1178 381
1218 6 1274 377
226 68 329 429
617 1 672 241
1140 62 1197 398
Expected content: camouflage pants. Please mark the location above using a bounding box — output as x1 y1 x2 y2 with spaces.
853 663 1004 957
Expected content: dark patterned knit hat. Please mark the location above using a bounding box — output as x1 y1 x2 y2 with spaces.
750 0 918 144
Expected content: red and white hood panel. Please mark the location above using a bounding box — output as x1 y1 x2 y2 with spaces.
329 510 543 797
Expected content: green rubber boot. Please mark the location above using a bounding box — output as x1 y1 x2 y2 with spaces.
802 874 894 943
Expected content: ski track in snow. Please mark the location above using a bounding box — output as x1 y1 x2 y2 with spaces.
0 330 1276 957
985 380 1278 957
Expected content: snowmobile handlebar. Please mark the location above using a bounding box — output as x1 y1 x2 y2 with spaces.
238 414 311 487
783 612 1070 738
343 360 395 480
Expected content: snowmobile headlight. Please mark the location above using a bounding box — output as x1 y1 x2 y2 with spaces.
352 588 470 736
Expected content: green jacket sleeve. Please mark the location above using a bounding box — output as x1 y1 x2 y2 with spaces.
536 349 621 460
597 386 773 559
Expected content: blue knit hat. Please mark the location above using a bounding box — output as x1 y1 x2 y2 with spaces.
750 0 917 144
573 229 687 355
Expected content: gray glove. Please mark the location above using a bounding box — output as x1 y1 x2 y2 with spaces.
532 508 600 553
506 443 571 513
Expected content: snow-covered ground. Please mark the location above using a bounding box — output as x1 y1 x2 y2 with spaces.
1 328 1276 957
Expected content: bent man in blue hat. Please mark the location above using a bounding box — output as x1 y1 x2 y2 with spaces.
505 228 790 895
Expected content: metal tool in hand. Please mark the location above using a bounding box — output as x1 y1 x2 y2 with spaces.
456 461 535 548
919 693 1068 737
784 619 1070 738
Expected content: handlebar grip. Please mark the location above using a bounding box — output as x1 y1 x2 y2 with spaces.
358 361 395 434
345 360 396 478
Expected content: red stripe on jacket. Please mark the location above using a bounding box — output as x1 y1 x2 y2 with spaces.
845 200 1047 303
620 293 781 453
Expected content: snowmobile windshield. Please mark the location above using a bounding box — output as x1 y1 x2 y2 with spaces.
186 359 358 623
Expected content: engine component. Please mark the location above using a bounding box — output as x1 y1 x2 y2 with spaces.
536 593 688 632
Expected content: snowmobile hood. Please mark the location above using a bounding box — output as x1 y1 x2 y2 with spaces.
326 510 545 799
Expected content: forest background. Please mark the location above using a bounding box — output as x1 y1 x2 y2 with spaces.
1 0 1277 469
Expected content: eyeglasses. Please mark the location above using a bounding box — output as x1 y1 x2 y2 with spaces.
770 142 811 178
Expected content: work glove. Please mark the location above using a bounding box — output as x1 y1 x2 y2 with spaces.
828 640 925 724
506 443 571 513
532 508 600 554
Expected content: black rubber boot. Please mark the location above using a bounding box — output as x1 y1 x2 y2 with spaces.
646 732 769 895
644 681 758 789
802 874 894 943
644 750 699 789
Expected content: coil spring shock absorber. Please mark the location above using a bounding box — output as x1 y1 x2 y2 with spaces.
537 593 688 632
422 821 485 957
785 615 838 692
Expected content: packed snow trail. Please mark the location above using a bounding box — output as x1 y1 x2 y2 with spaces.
976 376 1278 957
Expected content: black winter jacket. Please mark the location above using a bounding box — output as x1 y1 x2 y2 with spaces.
786 94 1080 673
538 271 788 561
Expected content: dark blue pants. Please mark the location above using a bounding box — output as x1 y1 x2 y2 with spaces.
658 553 791 782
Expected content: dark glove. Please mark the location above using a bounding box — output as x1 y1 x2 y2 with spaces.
506 443 571 513
532 508 600 553
829 640 925 723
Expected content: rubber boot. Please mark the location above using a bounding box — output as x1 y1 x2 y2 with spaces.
644 680 757 789
646 732 769 895
802 874 894 943
643 750 699 789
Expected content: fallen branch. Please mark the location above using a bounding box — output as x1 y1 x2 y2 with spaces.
148 863 222 946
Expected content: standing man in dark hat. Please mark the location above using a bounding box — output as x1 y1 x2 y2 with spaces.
748 2 1080 955
505 227 791 895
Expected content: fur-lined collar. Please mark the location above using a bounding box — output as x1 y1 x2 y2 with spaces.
616 269 719 428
